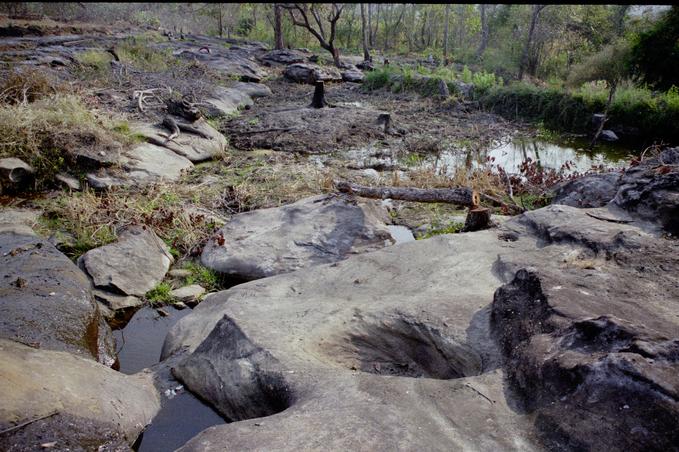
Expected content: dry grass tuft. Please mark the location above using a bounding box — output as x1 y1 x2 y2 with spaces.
0 94 128 185
0 67 62 104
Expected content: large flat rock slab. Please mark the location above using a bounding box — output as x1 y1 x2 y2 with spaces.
167 229 539 450
166 200 679 450
87 142 194 189
201 194 394 280
0 339 160 451
0 229 114 364
79 225 173 297
132 119 227 162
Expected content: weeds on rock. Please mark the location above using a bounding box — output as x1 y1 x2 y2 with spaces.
0 94 128 188
144 281 173 306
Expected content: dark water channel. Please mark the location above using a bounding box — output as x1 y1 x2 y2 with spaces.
114 307 224 451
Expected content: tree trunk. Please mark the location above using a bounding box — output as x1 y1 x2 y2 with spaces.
274 4 284 50
218 6 223 37
518 5 543 81
443 4 451 63
336 182 479 207
360 3 371 61
475 4 489 61
310 81 326 108
368 3 373 47
590 80 617 148
373 4 381 50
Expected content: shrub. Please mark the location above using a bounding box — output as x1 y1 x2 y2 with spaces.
0 67 60 104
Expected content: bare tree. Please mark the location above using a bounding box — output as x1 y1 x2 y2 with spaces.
518 4 547 80
475 4 489 61
443 4 451 63
281 3 345 67
360 3 371 61
274 3 284 49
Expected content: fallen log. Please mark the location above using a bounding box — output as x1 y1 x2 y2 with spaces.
336 181 479 207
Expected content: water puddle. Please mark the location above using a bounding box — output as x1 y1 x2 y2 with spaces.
387 225 415 244
114 307 225 451
412 136 634 176
113 306 191 374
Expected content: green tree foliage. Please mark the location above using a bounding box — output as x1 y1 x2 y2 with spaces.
630 6 679 90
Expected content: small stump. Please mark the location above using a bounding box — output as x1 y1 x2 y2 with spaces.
462 207 491 232
310 81 326 108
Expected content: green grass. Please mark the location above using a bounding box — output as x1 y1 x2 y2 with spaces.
181 262 222 291
417 221 466 239
74 50 112 78
116 36 177 72
145 282 174 306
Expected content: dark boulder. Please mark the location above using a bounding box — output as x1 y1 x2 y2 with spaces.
552 172 622 208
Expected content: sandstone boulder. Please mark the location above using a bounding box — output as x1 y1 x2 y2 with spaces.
200 194 394 280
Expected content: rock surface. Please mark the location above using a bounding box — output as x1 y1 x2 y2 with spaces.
552 172 622 208
0 339 160 451
171 285 206 303
612 147 679 234
87 142 194 189
203 86 254 118
165 199 679 451
284 63 342 84
132 119 227 162
341 67 365 83
0 157 34 193
0 229 115 364
79 225 173 297
167 228 540 450
201 194 394 280
258 49 308 65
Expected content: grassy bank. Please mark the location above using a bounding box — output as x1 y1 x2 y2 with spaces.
478 81 679 143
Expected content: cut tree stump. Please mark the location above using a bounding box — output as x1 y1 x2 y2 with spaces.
310 81 326 108
336 181 479 207
462 207 491 232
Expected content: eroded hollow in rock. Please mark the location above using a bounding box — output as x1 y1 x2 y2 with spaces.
326 312 483 379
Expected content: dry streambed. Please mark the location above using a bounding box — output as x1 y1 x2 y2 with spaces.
1 23 679 452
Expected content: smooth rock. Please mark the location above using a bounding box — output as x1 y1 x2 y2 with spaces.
0 230 114 363
203 87 253 118
78 225 173 297
166 229 538 450
118 142 194 185
552 172 621 208
0 157 34 192
201 194 394 280
167 201 679 451
258 49 307 65
341 67 364 83
231 81 272 98
600 129 619 142
132 119 227 162
171 285 206 302
284 63 342 84
168 269 193 279
0 208 42 229
0 339 160 450
93 289 143 311
55 173 81 190
612 147 679 234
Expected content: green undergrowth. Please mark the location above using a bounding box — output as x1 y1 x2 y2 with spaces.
478 81 679 142
417 220 465 239
363 64 501 98
145 281 174 306
178 261 223 292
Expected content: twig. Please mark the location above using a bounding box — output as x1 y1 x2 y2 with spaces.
0 411 59 436
239 127 296 135
585 212 634 224
464 384 494 404
480 193 525 215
